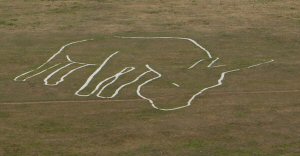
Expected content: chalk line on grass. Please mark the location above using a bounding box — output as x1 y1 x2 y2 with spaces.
100 69 154 99
75 51 120 97
137 64 162 110
115 36 213 59
172 83 180 87
45 64 94 86
13 36 275 111
211 64 226 68
139 59 274 111
14 39 94 82
18 63 61 81
96 67 136 98
207 57 219 67
40 39 94 67
66 55 96 66
247 59 274 69
185 69 241 109
43 55 97 86
44 62 75 86
188 59 205 69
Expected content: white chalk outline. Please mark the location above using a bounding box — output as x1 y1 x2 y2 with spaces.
18 63 61 81
103 69 155 99
139 60 274 111
96 67 136 98
207 57 220 68
14 39 93 82
44 62 75 86
115 36 213 59
137 64 162 110
43 55 96 86
172 83 180 87
188 59 205 69
48 64 94 86
75 51 120 96
13 36 275 111
211 64 226 68
247 59 274 69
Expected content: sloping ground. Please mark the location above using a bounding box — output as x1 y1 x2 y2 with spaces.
0 0 299 155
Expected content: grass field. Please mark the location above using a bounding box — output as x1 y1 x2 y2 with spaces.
0 0 299 155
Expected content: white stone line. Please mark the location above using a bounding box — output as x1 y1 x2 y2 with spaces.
14 69 37 81
97 67 136 98
188 59 205 69
66 55 96 65
247 59 274 69
40 39 94 68
44 63 75 86
115 36 213 59
44 55 96 86
189 69 240 104
75 51 120 97
14 39 93 81
8 59 275 109
211 65 226 68
172 83 180 87
19 64 61 81
186 60 275 110
107 70 154 99
156 69 240 111
143 59 275 111
51 64 94 86
207 57 220 68
136 64 162 110
12 37 276 112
